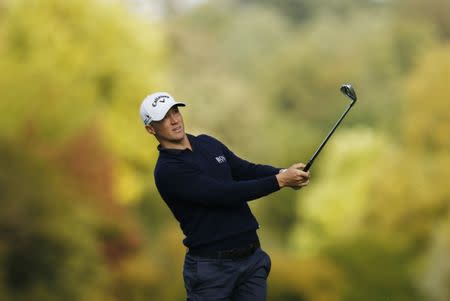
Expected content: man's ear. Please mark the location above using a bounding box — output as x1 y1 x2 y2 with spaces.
145 125 156 135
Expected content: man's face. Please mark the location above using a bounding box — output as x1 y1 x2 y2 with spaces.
146 106 186 145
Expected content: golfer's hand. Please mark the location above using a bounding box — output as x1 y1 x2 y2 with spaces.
276 163 310 189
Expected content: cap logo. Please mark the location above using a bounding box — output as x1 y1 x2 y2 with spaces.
152 95 169 107
144 114 151 125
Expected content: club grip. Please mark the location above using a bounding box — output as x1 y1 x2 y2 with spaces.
303 161 312 172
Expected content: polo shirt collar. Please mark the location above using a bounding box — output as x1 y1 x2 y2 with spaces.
157 134 195 155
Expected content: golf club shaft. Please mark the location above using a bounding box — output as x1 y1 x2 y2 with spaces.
303 102 355 172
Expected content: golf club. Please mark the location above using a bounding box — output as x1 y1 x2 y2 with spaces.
302 84 357 172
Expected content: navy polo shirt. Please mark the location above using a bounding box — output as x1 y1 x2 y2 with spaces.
154 134 281 251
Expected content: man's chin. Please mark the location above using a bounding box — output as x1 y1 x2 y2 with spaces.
171 132 186 143
156 131 187 147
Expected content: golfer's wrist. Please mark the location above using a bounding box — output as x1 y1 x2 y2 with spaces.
275 173 287 188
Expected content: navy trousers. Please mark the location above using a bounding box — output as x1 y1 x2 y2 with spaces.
183 248 271 301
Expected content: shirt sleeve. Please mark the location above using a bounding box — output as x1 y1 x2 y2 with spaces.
211 136 282 181
155 161 280 207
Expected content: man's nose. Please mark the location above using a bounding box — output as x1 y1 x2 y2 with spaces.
168 112 178 124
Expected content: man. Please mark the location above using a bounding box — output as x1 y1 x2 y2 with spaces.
140 92 310 301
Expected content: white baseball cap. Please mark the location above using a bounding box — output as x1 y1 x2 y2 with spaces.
139 92 186 125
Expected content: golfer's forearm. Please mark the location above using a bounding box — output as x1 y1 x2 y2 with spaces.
160 175 280 207
229 159 280 180
222 146 280 180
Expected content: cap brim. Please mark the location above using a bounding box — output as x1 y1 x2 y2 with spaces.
151 101 186 122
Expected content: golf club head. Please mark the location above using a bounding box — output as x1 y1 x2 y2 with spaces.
340 84 357 103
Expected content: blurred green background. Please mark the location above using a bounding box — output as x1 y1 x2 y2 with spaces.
1 0 449 300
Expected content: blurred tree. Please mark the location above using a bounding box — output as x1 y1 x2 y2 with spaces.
290 128 389 253
398 0 450 40
166 0 437 248
362 45 450 252
420 219 450 301
402 44 450 154
0 0 190 300
399 44 450 301
262 10 435 130
2 0 448 299
288 128 426 300
324 237 423 301
289 44 450 300
238 0 315 23
0 141 110 301
239 0 390 23
268 250 344 301
167 3 290 150
0 0 166 206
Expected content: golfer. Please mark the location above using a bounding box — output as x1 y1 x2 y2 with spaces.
140 92 310 301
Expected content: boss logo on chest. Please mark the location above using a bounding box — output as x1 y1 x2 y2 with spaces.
215 155 227 164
